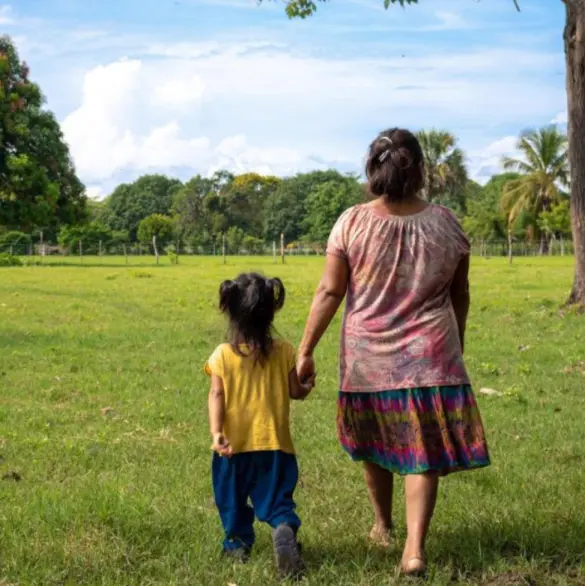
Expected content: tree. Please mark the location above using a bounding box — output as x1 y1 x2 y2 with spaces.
225 226 245 254
416 130 468 212
105 175 182 241
303 176 363 244
501 127 569 252
262 0 585 306
264 169 350 243
172 175 214 247
464 174 514 244
58 222 113 255
0 230 31 253
538 200 572 254
224 172 280 237
243 234 265 255
137 214 174 263
0 36 86 231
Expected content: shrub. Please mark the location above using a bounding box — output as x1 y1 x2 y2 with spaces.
0 231 32 251
0 254 24 267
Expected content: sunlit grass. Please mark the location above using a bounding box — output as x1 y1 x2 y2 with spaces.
0 256 584 585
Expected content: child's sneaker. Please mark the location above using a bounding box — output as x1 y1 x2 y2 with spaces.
221 547 250 564
272 524 305 580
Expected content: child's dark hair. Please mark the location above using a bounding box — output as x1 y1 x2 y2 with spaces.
365 128 424 203
219 273 285 360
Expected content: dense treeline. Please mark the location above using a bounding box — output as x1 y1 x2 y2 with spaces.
0 35 572 257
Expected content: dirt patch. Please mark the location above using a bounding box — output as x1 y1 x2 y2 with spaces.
563 361 585 375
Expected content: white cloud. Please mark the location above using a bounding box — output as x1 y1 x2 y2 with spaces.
54 34 564 193
0 4 14 25
152 76 206 107
551 110 568 125
468 135 519 184
86 185 104 200
211 135 309 177
433 11 469 30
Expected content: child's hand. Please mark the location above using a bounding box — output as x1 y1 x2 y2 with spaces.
211 433 233 457
297 374 316 400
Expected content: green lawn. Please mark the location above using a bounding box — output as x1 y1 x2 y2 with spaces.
1 257 584 585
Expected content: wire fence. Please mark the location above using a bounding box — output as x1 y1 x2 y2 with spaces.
0 237 575 265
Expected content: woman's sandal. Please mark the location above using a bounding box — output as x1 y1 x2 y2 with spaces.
400 556 427 578
368 523 395 547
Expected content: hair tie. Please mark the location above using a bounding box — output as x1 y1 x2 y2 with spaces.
378 136 393 163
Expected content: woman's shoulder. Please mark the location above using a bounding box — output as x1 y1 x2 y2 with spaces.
429 203 461 223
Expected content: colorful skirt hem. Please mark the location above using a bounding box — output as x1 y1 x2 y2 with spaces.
337 386 491 476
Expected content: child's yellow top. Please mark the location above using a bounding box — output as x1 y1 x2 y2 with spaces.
204 340 296 455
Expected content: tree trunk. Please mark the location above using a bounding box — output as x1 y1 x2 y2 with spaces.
508 229 513 265
566 1 585 306
549 234 555 256
153 235 159 265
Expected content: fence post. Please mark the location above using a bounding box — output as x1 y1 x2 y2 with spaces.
273 241 277 264
39 230 44 264
99 240 103 257
280 233 285 264
79 239 83 263
123 243 128 264
222 234 226 265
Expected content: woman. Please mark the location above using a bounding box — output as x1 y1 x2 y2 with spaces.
297 128 490 576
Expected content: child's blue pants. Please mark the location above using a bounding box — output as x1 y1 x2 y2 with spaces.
212 450 301 552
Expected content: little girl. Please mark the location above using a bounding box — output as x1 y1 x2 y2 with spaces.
204 273 313 579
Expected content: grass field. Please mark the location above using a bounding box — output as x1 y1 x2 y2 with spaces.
1 256 585 586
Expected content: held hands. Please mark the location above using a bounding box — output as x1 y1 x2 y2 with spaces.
297 355 317 400
211 433 233 458
297 355 316 385
297 373 316 400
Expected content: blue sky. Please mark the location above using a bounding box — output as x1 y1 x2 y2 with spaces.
1 0 566 199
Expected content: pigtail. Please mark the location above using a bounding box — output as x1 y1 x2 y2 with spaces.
219 280 239 314
267 277 286 312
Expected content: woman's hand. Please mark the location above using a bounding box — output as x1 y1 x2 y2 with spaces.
297 355 316 386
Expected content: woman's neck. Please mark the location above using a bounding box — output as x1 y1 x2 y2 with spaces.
368 195 428 217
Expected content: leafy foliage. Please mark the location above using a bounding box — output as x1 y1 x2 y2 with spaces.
502 127 569 229
538 200 571 238
417 130 468 213
58 222 113 254
263 0 419 19
0 252 23 266
304 176 363 244
105 175 182 241
0 230 31 248
0 36 85 231
137 214 174 248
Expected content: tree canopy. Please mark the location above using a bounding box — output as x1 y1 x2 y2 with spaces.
0 36 85 232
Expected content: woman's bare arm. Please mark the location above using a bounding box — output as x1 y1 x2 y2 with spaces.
450 255 470 353
298 254 349 358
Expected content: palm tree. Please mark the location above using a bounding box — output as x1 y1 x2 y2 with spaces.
501 127 569 252
416 130 468 212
